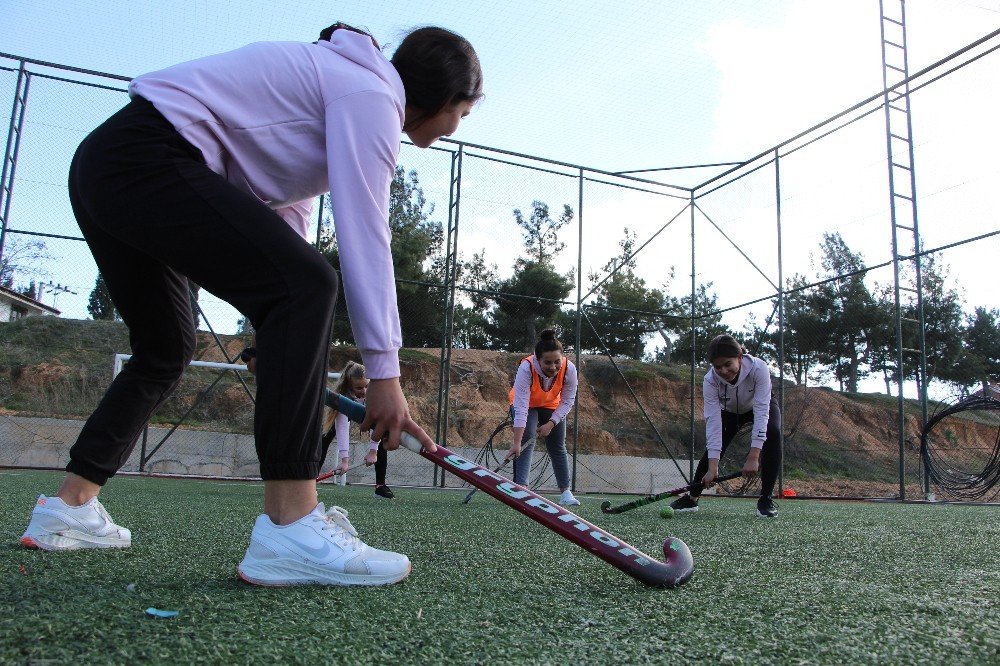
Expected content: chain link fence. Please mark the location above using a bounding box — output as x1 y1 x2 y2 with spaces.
2 31 999 501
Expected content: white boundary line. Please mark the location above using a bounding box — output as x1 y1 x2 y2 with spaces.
113 354 341 380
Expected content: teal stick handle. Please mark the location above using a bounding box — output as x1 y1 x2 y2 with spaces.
333 393 424 454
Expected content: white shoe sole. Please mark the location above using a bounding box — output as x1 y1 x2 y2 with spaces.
673 506 699 513
237 558 411 587
755 511 778 518
20 529 131 551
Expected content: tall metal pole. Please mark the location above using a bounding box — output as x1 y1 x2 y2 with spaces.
436 146 463 486
898 2 931 499
775 149 785 495
880 0 927 500
433 153 458 487
571 168 584 490
688 193 696 481
314 194 325 248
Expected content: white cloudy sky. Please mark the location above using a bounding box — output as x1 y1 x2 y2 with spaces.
6 1 997 170
3 0 999 367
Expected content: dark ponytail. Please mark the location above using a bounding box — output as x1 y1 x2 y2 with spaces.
534 328 563 360
706 334 746 362
391 26 483 129
317 22 379 49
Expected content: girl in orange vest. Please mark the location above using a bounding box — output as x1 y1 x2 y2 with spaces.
506 329 580 506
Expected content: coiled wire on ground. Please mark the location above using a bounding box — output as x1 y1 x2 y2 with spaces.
921 394 1000 501
469 416 552 489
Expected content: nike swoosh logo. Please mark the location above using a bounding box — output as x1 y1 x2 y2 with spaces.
295 538 333 561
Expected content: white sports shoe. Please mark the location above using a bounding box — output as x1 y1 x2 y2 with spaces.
237 503 411 586
20 495 132 550
558 490 581 507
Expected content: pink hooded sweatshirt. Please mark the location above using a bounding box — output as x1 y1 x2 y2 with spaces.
129 30 404 378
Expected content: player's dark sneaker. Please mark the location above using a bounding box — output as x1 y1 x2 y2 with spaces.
374 485 395 500
756 497 778 518
670 494 699 513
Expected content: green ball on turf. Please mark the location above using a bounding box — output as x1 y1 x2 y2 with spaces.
659 505 675 519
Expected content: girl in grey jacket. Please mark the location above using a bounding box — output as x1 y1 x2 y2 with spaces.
671 334 782 518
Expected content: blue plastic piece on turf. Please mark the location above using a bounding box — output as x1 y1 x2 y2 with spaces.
145 607 180 618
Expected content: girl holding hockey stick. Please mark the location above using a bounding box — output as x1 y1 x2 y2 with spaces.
506 329 581 507
670 334 782 518
21 22 481 587
324 361 396 499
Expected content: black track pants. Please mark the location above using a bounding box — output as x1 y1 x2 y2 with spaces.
690 397 782 499
66 97 337 484
374 442 388 485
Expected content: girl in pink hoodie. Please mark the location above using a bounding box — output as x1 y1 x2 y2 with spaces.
22 23 482 587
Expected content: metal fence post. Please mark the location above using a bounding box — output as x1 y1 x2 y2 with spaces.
571 168 584 490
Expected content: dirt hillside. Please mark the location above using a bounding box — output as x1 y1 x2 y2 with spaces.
3 317 994 498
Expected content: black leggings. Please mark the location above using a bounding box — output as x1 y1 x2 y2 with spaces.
67 97 337 484
373 443 388 486
690 397 782 500
321 424 387 484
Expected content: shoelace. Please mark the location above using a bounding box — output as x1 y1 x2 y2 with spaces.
321 506 361 549
92 499 114 526
90 499 124 535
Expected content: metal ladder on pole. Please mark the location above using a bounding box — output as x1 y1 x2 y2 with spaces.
879 0 930 500
434 146 463 486
0 60 31 265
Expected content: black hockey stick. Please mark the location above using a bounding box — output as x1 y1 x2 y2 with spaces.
600 472 743 514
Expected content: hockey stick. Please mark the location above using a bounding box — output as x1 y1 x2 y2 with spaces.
316 452 372 484
334 394 693 588
461 417 517 505
600 471 743 514
316 464 362 483
462 458 508 504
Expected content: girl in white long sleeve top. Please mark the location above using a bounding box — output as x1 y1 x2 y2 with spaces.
506 329 581 507
670 335 782 518
323 361 395 499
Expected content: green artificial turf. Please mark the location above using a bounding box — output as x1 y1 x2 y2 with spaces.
1 470 998 665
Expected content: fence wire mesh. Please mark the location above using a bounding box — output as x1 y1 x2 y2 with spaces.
2 33 999 502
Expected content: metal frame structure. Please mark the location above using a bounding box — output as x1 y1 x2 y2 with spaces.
3 11 1000 498
434 147 463 486
0 61 30 266
879 0 929 501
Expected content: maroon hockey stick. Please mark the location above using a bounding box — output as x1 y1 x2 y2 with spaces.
335 395 693 588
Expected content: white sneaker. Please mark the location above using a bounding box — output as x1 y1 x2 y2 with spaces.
237 503 411 586
558 490 581 507
20 495 132 550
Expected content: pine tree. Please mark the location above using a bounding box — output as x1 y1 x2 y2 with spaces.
321 166 444 347
87 272 118 321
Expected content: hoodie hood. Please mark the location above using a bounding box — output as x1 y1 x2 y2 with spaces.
316 31 405 118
